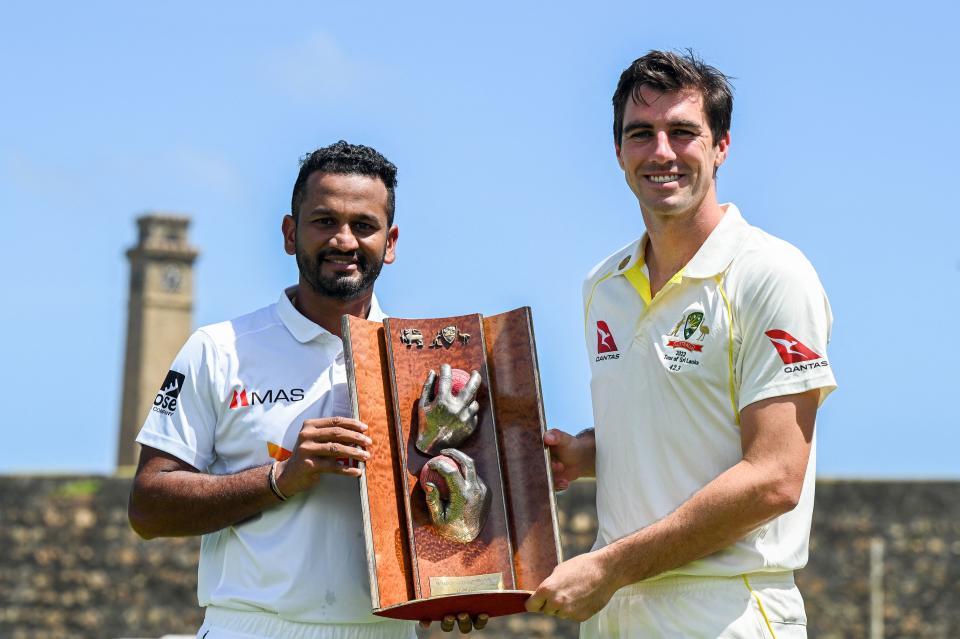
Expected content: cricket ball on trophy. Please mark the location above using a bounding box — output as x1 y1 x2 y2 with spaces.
420 454 459 500
432 367 472 398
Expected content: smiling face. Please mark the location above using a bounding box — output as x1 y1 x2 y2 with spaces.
283 172 397 300
616 86 729 223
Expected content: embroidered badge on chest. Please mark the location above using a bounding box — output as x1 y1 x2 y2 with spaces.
661 308 711 371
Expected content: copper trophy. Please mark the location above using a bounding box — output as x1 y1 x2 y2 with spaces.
341 308 562 621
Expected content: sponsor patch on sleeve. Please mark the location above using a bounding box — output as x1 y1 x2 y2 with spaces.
765 329 829 373
153 370 185 416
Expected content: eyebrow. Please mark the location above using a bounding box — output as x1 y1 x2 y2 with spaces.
304 207 383 225
623 119 704 134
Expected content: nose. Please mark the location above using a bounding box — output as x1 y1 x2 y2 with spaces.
331 224 359 251
651 131 676 163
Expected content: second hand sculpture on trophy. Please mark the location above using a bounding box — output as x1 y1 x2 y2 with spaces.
416 364 491 544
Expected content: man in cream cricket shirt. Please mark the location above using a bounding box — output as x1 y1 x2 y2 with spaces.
527 51 836 638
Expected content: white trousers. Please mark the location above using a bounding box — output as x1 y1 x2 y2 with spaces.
196 607 416 639
580 573 806 639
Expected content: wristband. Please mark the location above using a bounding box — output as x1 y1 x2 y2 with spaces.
268 461 288 502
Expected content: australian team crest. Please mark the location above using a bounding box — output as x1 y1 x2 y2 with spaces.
683 311 704 340
669 311 710 343
661 307 714 372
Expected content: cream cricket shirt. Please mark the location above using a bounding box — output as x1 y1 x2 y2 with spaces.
137 289 407 627
583 204 836 578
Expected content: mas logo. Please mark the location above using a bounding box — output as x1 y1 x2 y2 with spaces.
765 329 829 373
229 387 305 410
596 320 620 361
153 370 185 416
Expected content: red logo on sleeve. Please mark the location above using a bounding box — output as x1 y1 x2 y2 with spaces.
765 330 821 364
597 321 619 353
230 389 250 409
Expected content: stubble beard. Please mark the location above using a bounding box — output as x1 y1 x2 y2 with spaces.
296 243 386 301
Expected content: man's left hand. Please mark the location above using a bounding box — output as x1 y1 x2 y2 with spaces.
419 613 489 633
525 551 618 622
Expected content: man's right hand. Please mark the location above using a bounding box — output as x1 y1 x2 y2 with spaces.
543 428 596 491
275 416 372 497
129 417 372 539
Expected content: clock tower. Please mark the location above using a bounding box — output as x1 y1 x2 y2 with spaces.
117 214 199 472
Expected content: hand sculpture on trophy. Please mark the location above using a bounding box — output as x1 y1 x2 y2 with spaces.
416 364 482 455
420 449 492 543
416 363 490 543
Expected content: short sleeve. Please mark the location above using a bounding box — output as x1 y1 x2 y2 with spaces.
734 252 837 410
136 330 222 470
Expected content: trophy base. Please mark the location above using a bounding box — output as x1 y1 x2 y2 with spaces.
373 590 532 621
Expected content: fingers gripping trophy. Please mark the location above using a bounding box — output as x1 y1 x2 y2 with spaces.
341 310 563 622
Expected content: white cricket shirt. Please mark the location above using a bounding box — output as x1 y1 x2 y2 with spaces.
583 204 836 577
137 288 408 627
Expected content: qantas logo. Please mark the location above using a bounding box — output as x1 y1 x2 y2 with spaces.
765 330 821 364
765 329 830 373
595 321 620 361
597 321 618 353
230 387 305 409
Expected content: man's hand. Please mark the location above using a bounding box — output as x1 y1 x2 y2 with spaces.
543 428 596 491
416 364 482 455
274 416 372 497
419 613 489 633
534 390 822 594
423 449 491 543
525 550 618 622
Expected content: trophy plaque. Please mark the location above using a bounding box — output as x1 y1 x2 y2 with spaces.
341 307 562 621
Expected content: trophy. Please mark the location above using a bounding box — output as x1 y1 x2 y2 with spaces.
341 307 562 621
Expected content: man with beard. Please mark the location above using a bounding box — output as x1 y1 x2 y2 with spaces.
129 141 485 638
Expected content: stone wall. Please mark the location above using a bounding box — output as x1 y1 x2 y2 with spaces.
800 480 960 638
1 477 957 638
0 476 201 639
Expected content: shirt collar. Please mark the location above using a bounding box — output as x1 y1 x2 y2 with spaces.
277 286 387 344
610 203 749 292
682 203 750 278
611 238 645 277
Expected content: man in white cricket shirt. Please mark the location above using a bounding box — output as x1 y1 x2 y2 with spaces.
129 141 484 638
526 51 836 638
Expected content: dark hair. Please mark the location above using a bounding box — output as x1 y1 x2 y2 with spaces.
291 140 398 226
612 49 733 147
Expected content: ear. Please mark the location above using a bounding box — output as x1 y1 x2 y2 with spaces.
714 131 731 171
282 215 297 256
615 141 625 170
383 225 399 265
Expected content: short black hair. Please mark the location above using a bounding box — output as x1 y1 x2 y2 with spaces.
291 140 398 226
612 49 734 147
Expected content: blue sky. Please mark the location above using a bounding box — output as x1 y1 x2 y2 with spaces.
1 2 957 477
